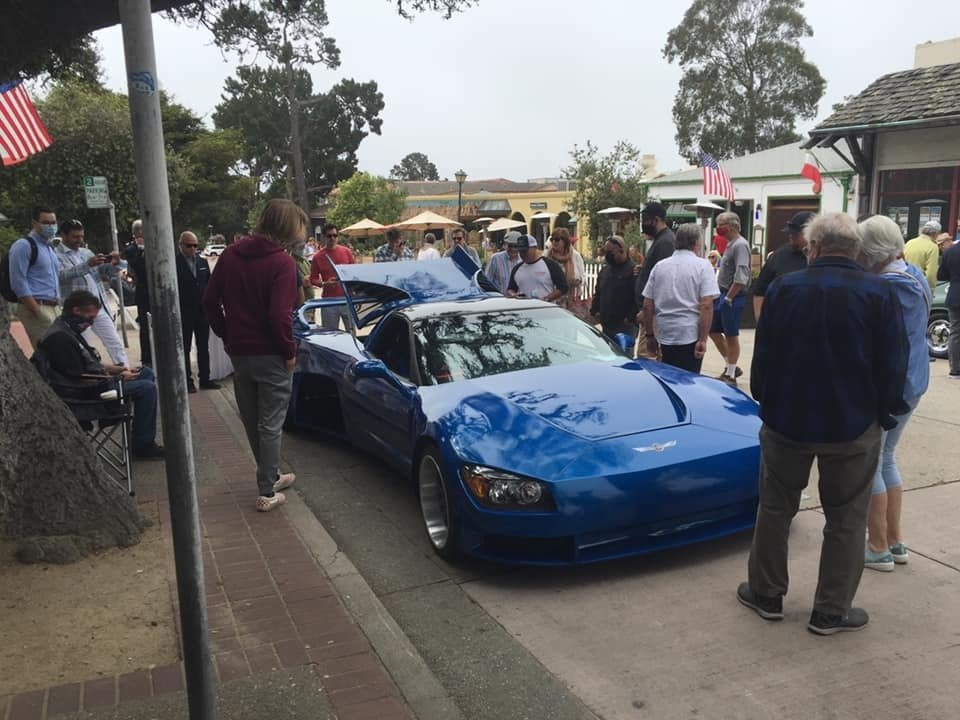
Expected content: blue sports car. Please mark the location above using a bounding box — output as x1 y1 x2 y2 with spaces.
287 251 761 565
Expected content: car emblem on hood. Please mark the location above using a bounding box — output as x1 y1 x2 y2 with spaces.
633 440 677 453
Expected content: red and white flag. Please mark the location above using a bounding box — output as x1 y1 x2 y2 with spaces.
0 80 53 167
801 153 822 194
699 151 735 202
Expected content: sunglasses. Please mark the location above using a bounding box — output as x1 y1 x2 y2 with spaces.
325 233 338 238
182 243 198 248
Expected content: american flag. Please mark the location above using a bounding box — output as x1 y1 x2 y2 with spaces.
0 80 53 167
699 151 734 202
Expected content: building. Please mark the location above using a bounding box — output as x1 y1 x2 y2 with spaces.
804 38 960 238
644 142 856 256
397 178 581 242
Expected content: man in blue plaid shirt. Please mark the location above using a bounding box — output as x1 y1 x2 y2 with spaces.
374 228 414 263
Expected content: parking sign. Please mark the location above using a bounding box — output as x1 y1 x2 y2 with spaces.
83 176 111 209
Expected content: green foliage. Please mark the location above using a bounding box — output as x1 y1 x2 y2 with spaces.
0 225 22 254
390 0 477 18
391 152 439 181
663 0 825 162
214 68 384 197
563 140 648 244
325 173 406 230
8 34 103 85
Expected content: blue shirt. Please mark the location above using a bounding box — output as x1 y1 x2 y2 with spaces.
9 231 60 302
882 261 931 402
750 256 908 443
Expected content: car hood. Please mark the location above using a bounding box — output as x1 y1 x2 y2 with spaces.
426 361 688 445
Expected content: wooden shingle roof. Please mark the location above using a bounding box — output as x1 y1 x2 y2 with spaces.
811 61 960 133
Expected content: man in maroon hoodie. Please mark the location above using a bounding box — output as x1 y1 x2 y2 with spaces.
202 199 306 511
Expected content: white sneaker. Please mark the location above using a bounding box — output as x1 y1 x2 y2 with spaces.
273 472 296 492
255 492 286 512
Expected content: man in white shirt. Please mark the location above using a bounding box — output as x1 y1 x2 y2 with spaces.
642 223 719 374
54 218 128 366
506 235 568 302
417 233 441 260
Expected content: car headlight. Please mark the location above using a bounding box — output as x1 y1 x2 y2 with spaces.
460 464 555 511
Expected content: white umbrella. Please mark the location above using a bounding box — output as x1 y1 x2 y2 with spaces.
340 218 386 237
486 217 527 232
391 210 463 231
530 211 556 220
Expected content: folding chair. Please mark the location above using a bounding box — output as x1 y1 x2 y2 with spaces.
53 379 136 496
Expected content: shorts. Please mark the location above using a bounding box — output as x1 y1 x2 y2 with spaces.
710 290 746 337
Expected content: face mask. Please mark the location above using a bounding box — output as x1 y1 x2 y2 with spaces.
66 313 96 332
641 222 656 236
39 222 58 240
604 251 617 264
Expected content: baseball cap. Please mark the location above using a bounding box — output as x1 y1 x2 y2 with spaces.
515 234 538 250
503 230 522 246
921 220 942 234
783 211 816 232
641 201 667 219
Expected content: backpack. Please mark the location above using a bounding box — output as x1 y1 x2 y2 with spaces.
0 235 39 302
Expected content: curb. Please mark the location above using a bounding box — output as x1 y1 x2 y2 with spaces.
206 388 463 720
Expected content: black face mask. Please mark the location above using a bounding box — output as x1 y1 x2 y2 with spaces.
641 221 657 236
65 314 96 332
604 251 617 264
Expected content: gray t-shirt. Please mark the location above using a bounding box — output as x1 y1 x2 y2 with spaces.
716 235 751 291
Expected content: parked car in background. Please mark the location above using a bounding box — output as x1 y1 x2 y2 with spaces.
202 243 226 257
929 280 950 359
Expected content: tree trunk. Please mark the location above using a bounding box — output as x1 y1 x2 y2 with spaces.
0 300 147 564
287 65 310 214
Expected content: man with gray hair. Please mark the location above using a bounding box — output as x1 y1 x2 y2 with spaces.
903 220 941 291
709 211 751 383
124 218 152 366
737 212 908 636
641 223 719 373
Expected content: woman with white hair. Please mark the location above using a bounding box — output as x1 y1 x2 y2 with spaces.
857 215 932 572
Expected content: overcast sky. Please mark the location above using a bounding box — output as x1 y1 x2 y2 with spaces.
94 0 960 181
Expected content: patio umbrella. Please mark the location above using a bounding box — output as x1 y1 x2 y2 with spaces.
340 218 386 237
530 211 556 221
486 217 527 232
474 216 496 225
391 210 463 231
597 206 635 216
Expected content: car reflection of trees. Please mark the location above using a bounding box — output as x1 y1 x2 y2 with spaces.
505 389 609 430
416 313 563 383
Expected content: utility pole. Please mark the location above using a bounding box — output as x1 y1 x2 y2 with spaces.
118 2 215 718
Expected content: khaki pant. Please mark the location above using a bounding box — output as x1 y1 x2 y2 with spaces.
747 422 881 616
15 303 59 349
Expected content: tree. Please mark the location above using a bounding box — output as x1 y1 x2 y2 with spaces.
391 152 439 181
563 140 648 245
214 67 384 203
663 0 825 162
325 172 406 232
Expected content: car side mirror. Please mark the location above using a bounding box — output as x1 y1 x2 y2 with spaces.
612 332 636 356
353 359 391 380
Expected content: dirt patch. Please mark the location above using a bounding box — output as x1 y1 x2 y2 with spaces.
0 501 180 695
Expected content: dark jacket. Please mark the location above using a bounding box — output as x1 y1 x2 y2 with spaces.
125 241 149 308
175 252 211 315
752 244 807 297
591 258 638 336
201 234 299 360
634 226 675 303
937 243 960 307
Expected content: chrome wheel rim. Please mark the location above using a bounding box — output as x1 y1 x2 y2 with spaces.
419 454 449 549
929 317 950 355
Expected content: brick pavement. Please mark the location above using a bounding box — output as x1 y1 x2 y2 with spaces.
1 389 413 720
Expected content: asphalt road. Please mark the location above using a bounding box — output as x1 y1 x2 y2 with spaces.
282 331 960 720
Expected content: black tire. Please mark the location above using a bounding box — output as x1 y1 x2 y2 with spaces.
928 311 950 359
417 445 461 560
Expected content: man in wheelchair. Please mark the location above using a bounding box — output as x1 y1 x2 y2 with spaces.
34 289 165 460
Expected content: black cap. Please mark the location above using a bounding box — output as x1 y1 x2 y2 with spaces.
783 211 816 232
641 201 667 219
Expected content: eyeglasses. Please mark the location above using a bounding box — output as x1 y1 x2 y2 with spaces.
452 235 465 241
325 233 338 239
182 243 198 248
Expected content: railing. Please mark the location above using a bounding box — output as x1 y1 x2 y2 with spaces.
582 260 602 301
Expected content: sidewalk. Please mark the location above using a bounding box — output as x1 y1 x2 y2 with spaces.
0 383 418 720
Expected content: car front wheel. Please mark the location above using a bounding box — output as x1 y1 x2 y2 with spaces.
417 446 460 560
928 311 950 359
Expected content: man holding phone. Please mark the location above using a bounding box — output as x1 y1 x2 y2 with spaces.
55 218 128 367
37 290 164 460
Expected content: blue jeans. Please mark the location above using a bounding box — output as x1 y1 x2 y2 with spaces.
871 395 920 495
124 365 158 450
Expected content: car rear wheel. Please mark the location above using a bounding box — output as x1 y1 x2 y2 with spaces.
928 311 950 359
417 446 460 560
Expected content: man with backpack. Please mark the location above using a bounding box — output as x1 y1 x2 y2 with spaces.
2 205 62 348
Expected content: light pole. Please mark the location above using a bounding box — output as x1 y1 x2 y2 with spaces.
455 169 467 225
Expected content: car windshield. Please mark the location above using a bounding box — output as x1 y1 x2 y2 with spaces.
413 306 622 384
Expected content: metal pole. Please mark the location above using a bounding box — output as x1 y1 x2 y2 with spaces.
108 203 128 347
457 181 463 225
118 3 215 718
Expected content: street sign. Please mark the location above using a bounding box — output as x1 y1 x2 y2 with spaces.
83 175 111 209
